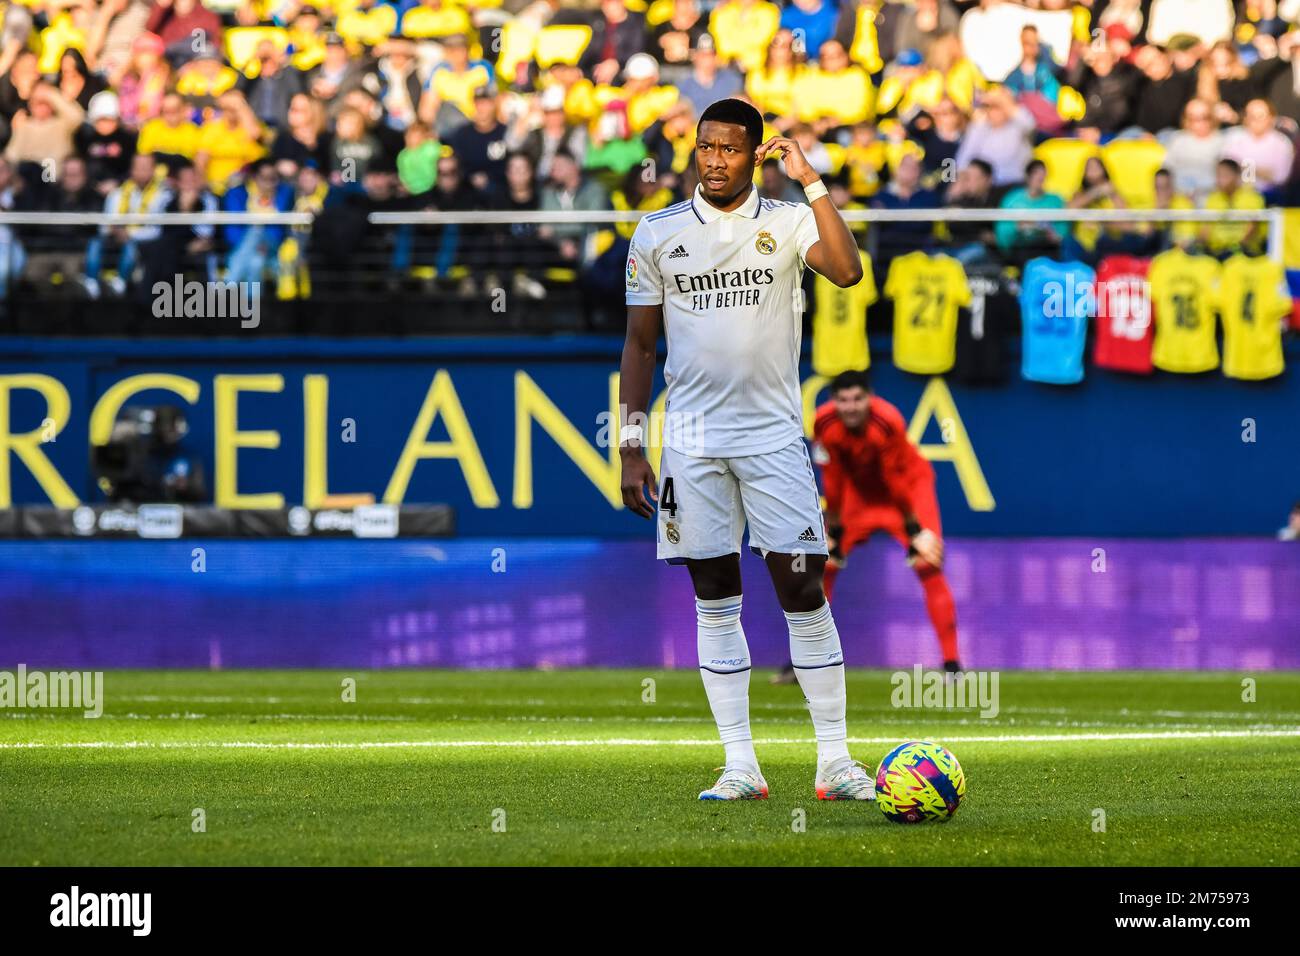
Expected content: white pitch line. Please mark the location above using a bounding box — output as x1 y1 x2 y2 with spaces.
1 728 1299 750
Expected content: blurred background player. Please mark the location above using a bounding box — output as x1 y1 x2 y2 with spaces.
772 368 958 683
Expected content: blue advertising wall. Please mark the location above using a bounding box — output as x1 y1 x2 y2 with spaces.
1 336 1297 537
2 538 1296 671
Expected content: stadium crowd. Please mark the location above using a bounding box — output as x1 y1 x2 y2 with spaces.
0 0 1299 306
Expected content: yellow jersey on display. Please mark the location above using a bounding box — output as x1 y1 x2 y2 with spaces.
885 251 970 375
1149 248 1221 373
813 251 877 376
1218 254 1290 380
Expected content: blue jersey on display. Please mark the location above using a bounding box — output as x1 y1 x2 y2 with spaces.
1019 258 1095 385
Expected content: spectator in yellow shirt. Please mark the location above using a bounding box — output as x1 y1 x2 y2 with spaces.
709 0 781 74
1143 167 1197 252
137 93 201 172
921 33 984 114
877 35 983 120
746 29 802 128
174 49 240 109
196 90 267 195
1068 155 1128 255
1202 158 1265 256
842 121 886 199
620 53 680 134
418 34 495 130
874 47 928 119
793 39 875 133
401 0 473 40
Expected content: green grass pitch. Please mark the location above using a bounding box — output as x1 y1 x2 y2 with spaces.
2 670 1298 866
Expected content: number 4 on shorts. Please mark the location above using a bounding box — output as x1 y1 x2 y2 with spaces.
661 477 677 517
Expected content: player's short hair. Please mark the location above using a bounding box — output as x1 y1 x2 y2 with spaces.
698 98 764 152
1218 157 1242 176
829 369 872 395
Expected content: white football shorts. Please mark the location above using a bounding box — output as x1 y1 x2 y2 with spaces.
655 438 828 563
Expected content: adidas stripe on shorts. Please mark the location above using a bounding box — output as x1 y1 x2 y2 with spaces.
656 438 829 563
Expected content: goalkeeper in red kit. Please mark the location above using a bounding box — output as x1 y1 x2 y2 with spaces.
772 369 961 683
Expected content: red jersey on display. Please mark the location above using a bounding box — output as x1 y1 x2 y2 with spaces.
1093 256 1154 374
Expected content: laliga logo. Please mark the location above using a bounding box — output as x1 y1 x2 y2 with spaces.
288 505 313 535
72 505 97 535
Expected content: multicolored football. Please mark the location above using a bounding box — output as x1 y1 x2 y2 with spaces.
875 740 966 823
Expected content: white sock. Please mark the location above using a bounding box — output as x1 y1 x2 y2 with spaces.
697 596 759 775
786 602 850 773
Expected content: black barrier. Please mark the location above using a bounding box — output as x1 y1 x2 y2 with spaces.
4 504 455 538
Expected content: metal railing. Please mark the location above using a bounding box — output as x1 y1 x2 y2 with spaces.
0 205 1280 254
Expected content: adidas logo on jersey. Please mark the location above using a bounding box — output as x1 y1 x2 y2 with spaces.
668 245 689 259
798 527 819 542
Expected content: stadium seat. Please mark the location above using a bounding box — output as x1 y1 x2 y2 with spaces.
291 39 327 72
226 27 291 74
37 15 86 74
645 0 675 27
175 62 241 99
535 25 593 69
627 85 680 132
1033 138 1099 199
1100 139 1167 207
885 138 924 174
401 3 473 40
337 5 399 47
495 18 539 83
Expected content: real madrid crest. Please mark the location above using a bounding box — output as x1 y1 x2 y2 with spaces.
665 522 681 544
755 230 777 255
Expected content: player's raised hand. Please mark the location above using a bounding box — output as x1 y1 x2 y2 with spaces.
908 528 944 569
620 453 659 520
755 136 817 185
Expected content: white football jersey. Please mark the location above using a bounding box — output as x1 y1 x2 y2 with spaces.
625 184 820 459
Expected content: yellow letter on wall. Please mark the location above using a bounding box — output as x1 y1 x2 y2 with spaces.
89 374 201 445
214 374 285 509
0 374 77 507
384 369 499 507
907 377 995 512
303 374 372 507
514 370 620 509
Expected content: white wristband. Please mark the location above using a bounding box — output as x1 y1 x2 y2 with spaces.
619 424 644 446
803 179 829 203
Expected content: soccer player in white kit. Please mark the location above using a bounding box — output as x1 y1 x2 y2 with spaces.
618 99 876 801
